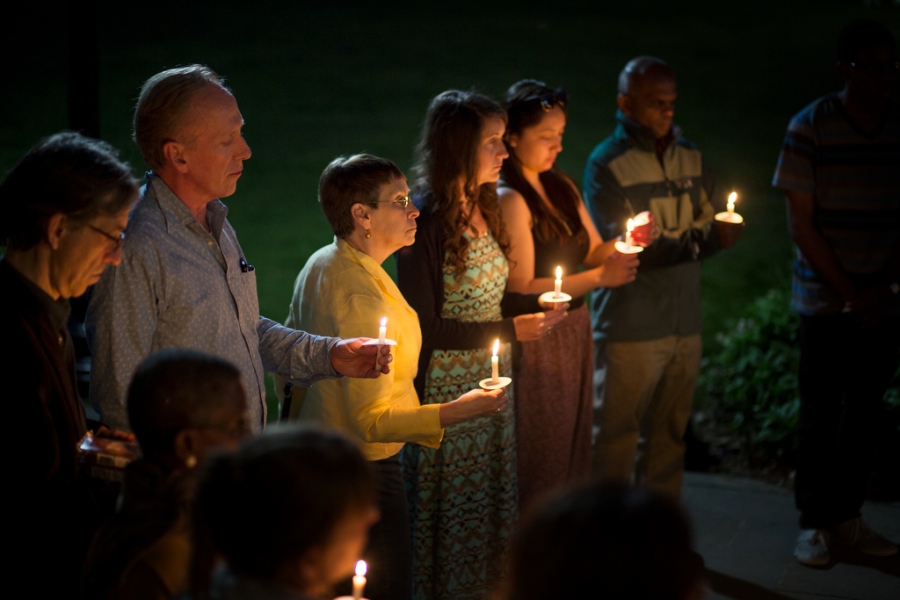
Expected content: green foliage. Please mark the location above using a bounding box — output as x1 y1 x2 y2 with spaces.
699 288 801 458
700 287 900 461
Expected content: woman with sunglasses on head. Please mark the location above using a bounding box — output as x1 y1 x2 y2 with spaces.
498 80 642 512
396 90 567 600
280 154 506 600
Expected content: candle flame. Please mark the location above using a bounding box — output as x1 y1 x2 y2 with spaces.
627 218 634 232
555 266 562 279
728 192 737 206
380 317 387 328
492 339 500 356
356 560 367 577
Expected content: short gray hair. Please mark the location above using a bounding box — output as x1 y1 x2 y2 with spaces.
617 56 672 95
133 65 228 170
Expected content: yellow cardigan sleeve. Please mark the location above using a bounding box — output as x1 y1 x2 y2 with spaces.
334 292 443 447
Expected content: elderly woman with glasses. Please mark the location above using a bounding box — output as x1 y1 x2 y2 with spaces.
497 80 645 511
0 132 139 598
280 154 506 600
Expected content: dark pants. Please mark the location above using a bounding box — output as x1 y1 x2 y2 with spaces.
795 313 900 530
359 454 412 600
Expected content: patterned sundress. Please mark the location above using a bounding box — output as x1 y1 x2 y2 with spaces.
402 233 517 600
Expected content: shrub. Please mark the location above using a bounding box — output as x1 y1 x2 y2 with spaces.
699 287 900 464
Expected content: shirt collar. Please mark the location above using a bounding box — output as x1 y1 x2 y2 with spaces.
335 237 416 314
146 172 229 239
615 109 682 153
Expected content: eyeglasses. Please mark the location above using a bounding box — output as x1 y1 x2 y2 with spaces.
370 194 412 209
523 89 568 112
88 225 125 252
848 60 900 77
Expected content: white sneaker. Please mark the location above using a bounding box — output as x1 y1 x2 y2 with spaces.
834 517 899 557
795 529 830 566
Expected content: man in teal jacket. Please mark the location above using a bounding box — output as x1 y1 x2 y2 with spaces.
583 56 741 497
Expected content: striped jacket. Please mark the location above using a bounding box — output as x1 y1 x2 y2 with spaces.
583 111 722 342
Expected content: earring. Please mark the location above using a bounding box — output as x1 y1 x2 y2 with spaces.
185 455 197 469
365 230 371 239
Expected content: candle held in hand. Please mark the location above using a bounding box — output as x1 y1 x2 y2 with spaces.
554 266 562 298
727 191 736 217
491 339 500 384
378 317 387 345
626 218 635 248
352 560 367 600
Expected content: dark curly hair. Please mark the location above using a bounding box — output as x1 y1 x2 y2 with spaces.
411 90 511 275
501 79 586 247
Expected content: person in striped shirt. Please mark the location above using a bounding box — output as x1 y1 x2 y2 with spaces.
773 18 900 567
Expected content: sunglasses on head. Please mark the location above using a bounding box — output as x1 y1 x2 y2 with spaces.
524 89 568 112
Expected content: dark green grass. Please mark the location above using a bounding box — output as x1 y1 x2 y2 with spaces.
2 1 898 420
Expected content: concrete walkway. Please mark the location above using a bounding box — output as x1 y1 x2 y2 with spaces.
682 472 900 600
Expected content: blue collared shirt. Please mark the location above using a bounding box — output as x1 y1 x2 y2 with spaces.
87 173 340 431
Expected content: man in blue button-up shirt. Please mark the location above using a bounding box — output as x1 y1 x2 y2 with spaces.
87 65 391 432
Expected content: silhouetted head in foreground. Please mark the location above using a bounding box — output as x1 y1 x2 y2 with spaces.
505 483 705 600
190 426 379 599
836 19 897 107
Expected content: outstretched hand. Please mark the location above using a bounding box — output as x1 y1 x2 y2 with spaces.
514 307 569 341
601 251 639 287
330 338 393 378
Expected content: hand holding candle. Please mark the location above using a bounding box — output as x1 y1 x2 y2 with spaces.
714 190 745 249
491 338 500 384
715 191 744 224
480 338 511 390
352 560 367 600
614 217 644 254
539 266 572 305
554 266 562 299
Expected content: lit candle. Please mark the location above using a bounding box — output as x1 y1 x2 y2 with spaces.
378 317 387 345
352 560 367 600
625 218 635 247
554 266 562 298
491 339 500 384
727 192 736 217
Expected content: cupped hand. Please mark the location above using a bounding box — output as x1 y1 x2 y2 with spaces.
600 251 639 287
459 387 508 417
330 338 393 378
631 212 657 247
513 308 569 341
714 219 745 249
94 426 136 442
439 388 508 427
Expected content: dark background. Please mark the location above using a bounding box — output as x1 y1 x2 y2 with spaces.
2 0 898 417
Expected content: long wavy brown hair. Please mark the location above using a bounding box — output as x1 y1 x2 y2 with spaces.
411 90 511 276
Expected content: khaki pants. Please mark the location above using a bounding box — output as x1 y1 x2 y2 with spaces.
593 334 702 498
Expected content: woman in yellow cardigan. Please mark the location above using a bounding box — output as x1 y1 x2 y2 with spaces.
283 154 506 600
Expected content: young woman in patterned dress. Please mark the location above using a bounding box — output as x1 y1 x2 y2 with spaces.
396 90 567 600
498 80 639 512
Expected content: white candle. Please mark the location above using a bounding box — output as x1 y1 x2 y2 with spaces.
491 339 500 384
554 266 562 298
378 317 387 345
727 192 736 217
352 560 367 600
625 218 635 247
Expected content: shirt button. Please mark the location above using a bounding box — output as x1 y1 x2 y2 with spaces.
207 241 214 247
58 335 63 345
